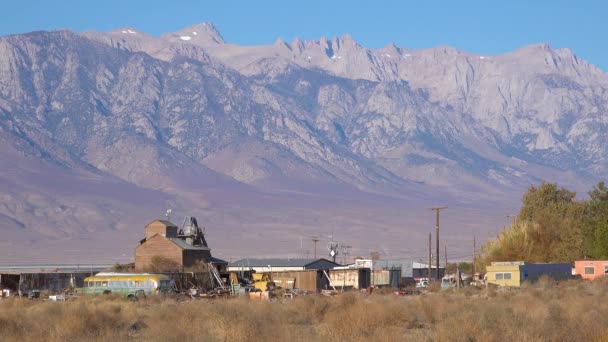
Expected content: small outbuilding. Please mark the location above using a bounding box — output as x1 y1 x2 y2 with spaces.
486 261 572 287
574 260 608 280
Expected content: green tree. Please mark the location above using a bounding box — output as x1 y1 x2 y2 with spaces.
584 181 608 258
589 182 608 203
519 182 576 222
483 181 587 266
457 262 472 273
593 220 608 259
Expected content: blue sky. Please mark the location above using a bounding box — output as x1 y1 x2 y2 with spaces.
2 0 607 70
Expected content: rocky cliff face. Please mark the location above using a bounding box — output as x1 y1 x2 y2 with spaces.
0 23 605 261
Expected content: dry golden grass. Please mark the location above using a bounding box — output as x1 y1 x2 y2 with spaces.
2 279 608 342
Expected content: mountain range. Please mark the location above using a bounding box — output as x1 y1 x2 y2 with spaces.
0 23 605 263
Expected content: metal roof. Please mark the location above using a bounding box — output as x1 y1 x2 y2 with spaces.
229 258 334 267
147 219 178 227
166 237 210 251
210 256 228 264
0 264 113 274
373 259 444 269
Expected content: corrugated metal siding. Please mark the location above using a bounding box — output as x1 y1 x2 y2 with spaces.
520 263 572 282
373 259 415 277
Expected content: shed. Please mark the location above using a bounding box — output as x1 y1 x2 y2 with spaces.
269 270 329 292
574 260 608 280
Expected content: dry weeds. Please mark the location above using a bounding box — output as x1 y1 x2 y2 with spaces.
2 279 608 341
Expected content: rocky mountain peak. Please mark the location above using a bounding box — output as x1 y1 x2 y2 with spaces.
1 27 608 261
274 37 289 49
290 37 305 52
168 22 225 45
334 34 358 48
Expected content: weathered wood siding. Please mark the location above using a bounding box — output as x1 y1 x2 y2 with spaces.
270 270 323 292
135 235 183 272
145 221 177 239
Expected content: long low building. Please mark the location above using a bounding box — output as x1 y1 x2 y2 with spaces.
372 259 445 282
0 264 113 295
228 258 339 273
486 261 572 287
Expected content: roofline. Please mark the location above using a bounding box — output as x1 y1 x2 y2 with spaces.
228 258 340 267
305 258 340 266
0 264 114 274
145 219 178 228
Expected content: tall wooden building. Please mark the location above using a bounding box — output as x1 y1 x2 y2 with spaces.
135 218 225 272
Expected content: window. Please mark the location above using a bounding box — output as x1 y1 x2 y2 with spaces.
604 265 608 274
585 266 595 275
495 272 512 281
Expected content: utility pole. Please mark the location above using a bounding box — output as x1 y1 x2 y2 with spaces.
428 232 432 282
444 244 448 273
431 206 447 281
302 234 321 259
473 236 476 277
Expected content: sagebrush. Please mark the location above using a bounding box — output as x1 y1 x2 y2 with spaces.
2 279 608 341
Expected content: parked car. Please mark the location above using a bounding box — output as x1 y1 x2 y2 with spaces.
27 290 41 299
415 279 428 288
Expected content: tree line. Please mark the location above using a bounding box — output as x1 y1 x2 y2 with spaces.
481 181 608 267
